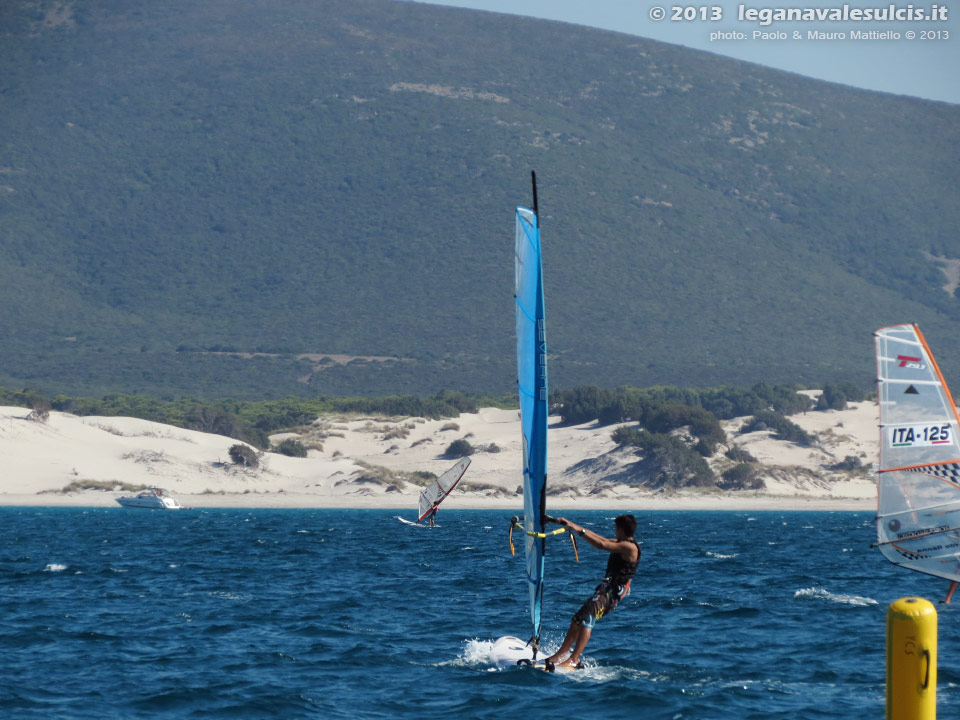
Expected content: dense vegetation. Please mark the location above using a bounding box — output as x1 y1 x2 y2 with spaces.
552 383 813 426
741 410 815 447
571 382 832 489
816 382 869 411
612 427 716 489
1 0 957 400
0 385 510 449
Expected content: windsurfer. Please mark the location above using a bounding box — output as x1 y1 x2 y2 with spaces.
425 502 439 527
544 514 640 671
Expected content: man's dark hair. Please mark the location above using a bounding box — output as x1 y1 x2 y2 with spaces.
615 514 637 537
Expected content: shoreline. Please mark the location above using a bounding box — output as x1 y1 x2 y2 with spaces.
0 491 875 512
0 401 879 513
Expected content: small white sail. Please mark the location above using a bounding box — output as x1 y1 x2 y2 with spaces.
875 324 960 585
418 457 470 522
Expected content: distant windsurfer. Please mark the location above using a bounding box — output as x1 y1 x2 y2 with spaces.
544 514 640 671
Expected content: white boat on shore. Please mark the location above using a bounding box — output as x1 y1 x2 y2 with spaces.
116 488 183 510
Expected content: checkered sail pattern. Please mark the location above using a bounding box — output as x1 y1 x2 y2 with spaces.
905 464 960 482
875 324 960 582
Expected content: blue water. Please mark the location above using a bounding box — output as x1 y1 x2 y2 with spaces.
1 508 957 719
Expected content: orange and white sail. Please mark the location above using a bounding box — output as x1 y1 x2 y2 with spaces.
875 324 960 585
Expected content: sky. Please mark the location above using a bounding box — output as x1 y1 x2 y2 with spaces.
421 0 958 105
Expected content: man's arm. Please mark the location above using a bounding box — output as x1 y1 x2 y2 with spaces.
556 518 637 561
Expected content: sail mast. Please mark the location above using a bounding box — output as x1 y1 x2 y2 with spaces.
514 171 548 650
531 170 539 225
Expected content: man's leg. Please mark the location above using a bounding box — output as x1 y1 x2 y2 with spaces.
545 620 581 663
559 625 591 667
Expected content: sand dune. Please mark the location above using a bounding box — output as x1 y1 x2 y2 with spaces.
0 400 878 511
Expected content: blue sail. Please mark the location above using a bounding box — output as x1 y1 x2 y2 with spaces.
514 204 548 646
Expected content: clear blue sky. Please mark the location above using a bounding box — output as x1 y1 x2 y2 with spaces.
419 0 958 105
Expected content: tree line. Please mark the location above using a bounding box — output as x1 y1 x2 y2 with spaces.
0 386 511 450
2 379 867 447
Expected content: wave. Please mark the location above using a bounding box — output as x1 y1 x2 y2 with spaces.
43 563 67 572
396 516 426 527
794 587 878 606
450 639 632 683
694 547 740 560
457 638 498 667
706 551 739 560
454 638 557 668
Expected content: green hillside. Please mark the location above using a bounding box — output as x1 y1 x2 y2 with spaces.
1 0 958 399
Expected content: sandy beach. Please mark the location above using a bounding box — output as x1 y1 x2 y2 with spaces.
0 397 878 512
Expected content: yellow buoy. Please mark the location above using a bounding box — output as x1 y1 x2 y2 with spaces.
887 597 937 720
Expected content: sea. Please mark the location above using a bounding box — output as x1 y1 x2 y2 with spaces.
1 507 958 719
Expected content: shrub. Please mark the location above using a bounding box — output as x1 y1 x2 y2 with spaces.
272 438 308 458
741 410 814 447
645 404 726 447
693 438 717 457
613 427 715 488
229 444 259 468
725 446 757 463
407 470 437 486
352 461 409 492
57 480 144 493
184 404 268 448
817 382 868 411
382 425 411 440
719 463 763 490
609 403 726 455
612 425 643 447
555 386 616 425
26 394 51 423
830 455 865 471
747 382 814 416
445 438 475 457
640 433 715 488
185 404 243 436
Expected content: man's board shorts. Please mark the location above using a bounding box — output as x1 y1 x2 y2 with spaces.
573 580 631 630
